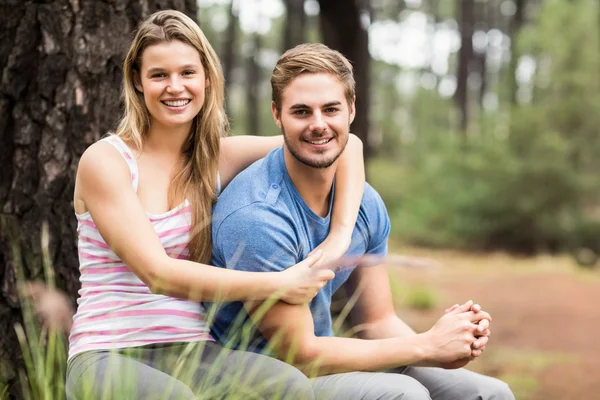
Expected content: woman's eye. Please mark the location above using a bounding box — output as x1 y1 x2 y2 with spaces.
151 73 166 78
183 70 195 76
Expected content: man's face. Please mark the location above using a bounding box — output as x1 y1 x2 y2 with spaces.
272 73 355 169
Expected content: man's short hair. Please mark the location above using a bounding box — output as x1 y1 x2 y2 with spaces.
271 43 356 112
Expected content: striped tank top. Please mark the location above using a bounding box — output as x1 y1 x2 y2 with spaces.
68 135 214 361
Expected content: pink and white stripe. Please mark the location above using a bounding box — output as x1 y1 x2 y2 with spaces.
68 135 213 361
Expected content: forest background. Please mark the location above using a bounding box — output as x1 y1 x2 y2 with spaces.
1 0 599 399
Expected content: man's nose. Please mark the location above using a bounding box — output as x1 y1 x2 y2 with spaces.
309 112 327 133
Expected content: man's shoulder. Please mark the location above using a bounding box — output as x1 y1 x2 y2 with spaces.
353 182 391 254
359 182 388 217
212 148 287 227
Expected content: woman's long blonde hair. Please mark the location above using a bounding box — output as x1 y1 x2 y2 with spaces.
116 10 228 263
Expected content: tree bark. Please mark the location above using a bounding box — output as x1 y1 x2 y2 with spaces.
0 0 196 397
282 0 306 52
509 0 526 105
246 33 262 136
317 0 372 161
475 0 489 108
223 0 238 113
455 0 475 135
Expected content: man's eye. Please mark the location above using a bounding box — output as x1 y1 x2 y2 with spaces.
294 110 309 116
325 108 339 113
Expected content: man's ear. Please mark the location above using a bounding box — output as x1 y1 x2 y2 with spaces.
133 71 143 93
271 101 282 129
349 96 356 124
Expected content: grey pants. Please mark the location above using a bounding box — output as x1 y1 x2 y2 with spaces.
311 366 515 400
66 341 313 400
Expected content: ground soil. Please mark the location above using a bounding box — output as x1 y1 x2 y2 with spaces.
390 248 600 400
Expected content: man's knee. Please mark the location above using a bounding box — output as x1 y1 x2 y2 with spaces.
483 379 514 400
367 373 431 400
400 385 431 400
466 377 515 400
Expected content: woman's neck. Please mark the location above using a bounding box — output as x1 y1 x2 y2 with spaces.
145 120 192 155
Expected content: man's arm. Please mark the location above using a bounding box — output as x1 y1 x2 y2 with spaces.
246 263 491 376
344 264 417 340
344 264 491 366
245 297 429 376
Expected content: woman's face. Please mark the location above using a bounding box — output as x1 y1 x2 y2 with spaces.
135 40 209 132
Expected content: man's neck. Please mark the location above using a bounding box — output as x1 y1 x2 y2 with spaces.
283 147 337 218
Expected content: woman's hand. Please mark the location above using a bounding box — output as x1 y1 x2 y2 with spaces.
279 250 335 304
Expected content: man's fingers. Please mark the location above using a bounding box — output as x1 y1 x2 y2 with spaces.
450 300 473 314
477 318 490 333
467 310 492 323
444 304 459 314
472 335 489 349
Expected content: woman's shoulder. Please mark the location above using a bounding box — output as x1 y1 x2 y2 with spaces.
78 137 132 182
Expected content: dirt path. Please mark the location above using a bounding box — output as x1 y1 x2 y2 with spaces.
390 248 600 400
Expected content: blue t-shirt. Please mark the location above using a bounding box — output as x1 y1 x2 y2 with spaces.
209 147 390 351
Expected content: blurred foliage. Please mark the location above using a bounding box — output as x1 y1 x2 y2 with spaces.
196 0 600 257
369 0 600 257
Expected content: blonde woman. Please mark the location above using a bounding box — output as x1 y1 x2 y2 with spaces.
66 10 365 400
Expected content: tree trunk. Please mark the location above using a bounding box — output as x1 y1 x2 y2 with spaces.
0 0 196 397
223 0 238 113
317 0 372 161
475 0 489 109
455 0 475 135
282 0 306 52
509 0 526 105
246 33 262 136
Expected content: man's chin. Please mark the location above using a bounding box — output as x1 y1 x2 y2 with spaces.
295 154 339 169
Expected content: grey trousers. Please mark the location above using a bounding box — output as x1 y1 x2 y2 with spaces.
311 366 515 400
66 341 314 400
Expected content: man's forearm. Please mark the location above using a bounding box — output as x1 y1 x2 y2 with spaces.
356 315 417 340
283 333 430 376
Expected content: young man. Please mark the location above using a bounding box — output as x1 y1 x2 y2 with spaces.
209 43 514 399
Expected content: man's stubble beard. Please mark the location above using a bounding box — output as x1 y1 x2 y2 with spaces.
280 122 349 169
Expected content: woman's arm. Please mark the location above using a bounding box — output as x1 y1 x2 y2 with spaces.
314 134 365 261
220 134 365 260
77 142 332 303
219 135 283 189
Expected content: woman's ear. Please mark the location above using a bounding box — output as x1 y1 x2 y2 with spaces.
133 71 143 93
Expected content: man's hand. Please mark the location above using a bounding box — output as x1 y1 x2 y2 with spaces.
445 301 492 357
421 300 492 367
430 301 491 369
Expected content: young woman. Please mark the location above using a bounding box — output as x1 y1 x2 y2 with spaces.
66 10 365 400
